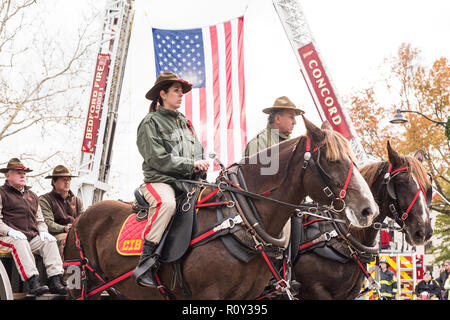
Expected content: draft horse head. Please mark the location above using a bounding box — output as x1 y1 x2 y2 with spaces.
361 141 433 245
298 119 378 228
384 141 433 244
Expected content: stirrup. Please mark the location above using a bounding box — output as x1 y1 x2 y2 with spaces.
132 255 159 286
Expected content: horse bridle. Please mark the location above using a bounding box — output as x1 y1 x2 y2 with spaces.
301 137 354 214
382 163 432 229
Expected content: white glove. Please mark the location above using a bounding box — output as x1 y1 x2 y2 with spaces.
8 229 27 240
39 231 56 242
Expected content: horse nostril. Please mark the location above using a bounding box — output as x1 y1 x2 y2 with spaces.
361 207 372 217
415 230 425 242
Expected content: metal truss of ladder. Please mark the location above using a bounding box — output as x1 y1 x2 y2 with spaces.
272 0 368 165
76 0 135 207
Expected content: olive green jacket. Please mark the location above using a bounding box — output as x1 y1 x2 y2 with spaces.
243 123 290 157
136 106 205 192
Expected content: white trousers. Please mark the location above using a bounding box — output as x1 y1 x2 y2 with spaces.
0 235 63 281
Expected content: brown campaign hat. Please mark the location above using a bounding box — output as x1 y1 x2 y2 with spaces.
145 72 192 101
262 96 305 116
45 165 77 179
0 158 33 173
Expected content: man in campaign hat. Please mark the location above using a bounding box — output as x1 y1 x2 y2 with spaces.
39 165 84 255
243 96 304 157
243 97 304 296
0 158 66 295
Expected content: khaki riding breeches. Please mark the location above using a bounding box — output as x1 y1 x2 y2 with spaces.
139 183 177 244
0 235 64 281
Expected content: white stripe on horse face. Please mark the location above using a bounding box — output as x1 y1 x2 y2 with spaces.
346 163 378 227
412 176 428 222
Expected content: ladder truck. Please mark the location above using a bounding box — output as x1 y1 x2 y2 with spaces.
76 0 135 208
272 0 368 165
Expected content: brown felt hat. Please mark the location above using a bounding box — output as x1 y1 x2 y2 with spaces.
262 96 305 116
145 72 192 101
0 158 33 174
45 165 77 179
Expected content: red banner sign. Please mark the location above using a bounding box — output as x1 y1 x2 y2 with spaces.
81 53 111 153
298 43 353 140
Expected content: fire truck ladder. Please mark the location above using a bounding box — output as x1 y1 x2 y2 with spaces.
395 251 417 300
366 251 417 300
76 0 135 207
272 0 368 165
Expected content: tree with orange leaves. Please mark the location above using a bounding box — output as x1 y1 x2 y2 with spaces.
346 43 449 216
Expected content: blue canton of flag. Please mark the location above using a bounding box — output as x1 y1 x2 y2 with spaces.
153 28 206 88
151 17 247 170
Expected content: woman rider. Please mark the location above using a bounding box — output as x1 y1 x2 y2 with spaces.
132 72 209 287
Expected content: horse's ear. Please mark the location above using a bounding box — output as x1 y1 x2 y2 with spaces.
304 116 326 143
321 120 333 131
387 140 401 166
413 149 425 163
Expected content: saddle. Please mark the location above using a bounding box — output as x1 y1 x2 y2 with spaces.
117 172 285 263
117 182 200 262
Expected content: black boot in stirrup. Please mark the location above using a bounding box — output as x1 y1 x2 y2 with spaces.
132 240 160 288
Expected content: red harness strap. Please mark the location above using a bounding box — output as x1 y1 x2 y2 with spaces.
401 181 424 221
339 162 353 200
75 270 134 300
383 164 427 222
64 229 133 300
351 253 383 299
255 244 287 288
195 188 233 208
63 230 107 299
196 188 219 205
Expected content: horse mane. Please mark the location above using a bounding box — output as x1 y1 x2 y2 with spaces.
321 129 357 163
359 162 382 185
404 155 431 189
359 154 431 189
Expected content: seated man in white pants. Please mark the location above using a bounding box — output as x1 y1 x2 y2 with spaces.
0 158 66 295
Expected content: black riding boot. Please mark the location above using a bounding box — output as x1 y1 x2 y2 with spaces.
27 275 49 296
48 274 67 295
132 240 160 288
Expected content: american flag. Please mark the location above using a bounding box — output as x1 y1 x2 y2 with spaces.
153 16 247 169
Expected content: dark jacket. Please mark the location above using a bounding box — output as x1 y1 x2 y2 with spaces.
39 189 84 234
379 268 398 299
437 270 450 299
414 279 441 298
0 181 48 240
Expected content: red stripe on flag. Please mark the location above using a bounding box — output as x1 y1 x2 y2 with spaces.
210 25 221 171
237 16 247 150
199 87 207 149
184 91 192 123
224 21 234 166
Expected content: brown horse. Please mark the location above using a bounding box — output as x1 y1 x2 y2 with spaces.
64 118 378 300
293 141 433 299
